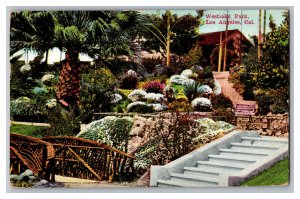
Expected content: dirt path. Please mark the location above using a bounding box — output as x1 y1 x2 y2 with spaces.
213 71 256 106
55 175 140 188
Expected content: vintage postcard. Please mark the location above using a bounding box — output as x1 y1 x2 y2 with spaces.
9 9 289 189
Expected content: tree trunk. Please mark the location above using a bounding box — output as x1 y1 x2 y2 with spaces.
258 10 262 62
223 12 229 71
217 32 223 72
263 10 267 43
45 49 49 65
166 10 171 66
56 51 80 108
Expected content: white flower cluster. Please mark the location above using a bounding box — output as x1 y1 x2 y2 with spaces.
191 97 212 109
145 93 164 103
181 69 194 78
20 64 31 74
192 118 235 142
77 116 133 151
41 74 55 85
197 85 213 95
213 79 222 95
127 69 138 77
45 99 57 109
110 93 123 104
148 103 168 111
127 101 147 111
170 75 195 86
128 89 147 101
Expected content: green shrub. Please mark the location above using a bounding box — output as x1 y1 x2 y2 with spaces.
184 44 207 67
77 116 133 152
211 94 233 112
183 82 200 101
127 102 155 113
80 68 117 123
47 105 81 136
256 93 274 115
119 73 138 89
198 66 213 79
10 97 38 122
112 100 130 113
142 57 163 74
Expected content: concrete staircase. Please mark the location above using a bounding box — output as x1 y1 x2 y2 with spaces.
150 131 289 187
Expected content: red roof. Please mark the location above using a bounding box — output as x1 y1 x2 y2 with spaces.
197 29 253 46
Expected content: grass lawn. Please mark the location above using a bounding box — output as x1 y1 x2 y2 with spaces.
241 158 289 186
10 124 49 138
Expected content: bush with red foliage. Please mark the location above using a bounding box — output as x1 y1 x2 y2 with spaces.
143 81 165 94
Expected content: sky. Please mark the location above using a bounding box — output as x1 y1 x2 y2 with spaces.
14 9 287 64
143 9 287 37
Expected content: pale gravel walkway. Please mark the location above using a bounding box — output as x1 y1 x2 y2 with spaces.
213 71 256 106
55 175 140 188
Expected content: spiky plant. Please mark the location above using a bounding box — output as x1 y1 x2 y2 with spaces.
184 81 200 101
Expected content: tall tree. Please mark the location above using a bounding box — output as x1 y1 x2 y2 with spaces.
142 10 204 65
10 11 141 109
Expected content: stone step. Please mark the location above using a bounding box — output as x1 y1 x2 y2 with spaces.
219 148 270 157
183 167 221 177
208 154 256 167
231 142 280 150
196 160 245 172
241 140 285 148
197 160 247 169
170 173 219 185
241 136 288 144
230 146 277 154
217 152 268 160
157 179 214 187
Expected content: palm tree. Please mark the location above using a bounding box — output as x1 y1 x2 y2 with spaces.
10 10 142 109
10 11 56 63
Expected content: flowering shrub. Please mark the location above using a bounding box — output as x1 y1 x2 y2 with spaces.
10 97 37 121
143 81 165 94
192 118 235 143
197 85 213 95
77 116 133 151
168 101 192 111
145 93 164 103
181 69 194 78
127 69 137 77
20 64 31 74
213 79 222 95
169 75 187 85
110 93 123 104
127 101 155 113
41 74 55 86
191 97 212 111
174 91 189 102
45 99 57 109
128 89 147 102
148 103 168 111
130 113 235 173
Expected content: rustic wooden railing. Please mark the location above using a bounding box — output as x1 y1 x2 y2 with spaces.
10 133 56 181
41 136 135 182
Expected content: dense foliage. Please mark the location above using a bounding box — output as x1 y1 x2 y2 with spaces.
230 11 289 114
